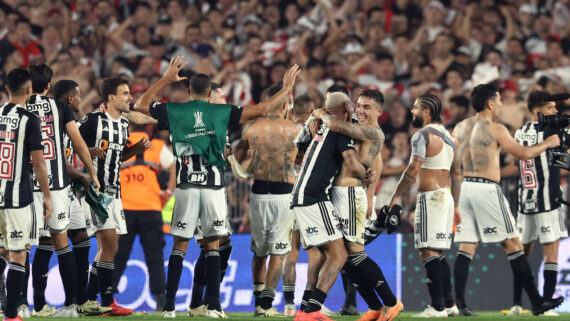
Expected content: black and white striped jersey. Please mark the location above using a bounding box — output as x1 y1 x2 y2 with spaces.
0 103 43 208
291 125 355 207
25 95 75 191
149 101 243 188
78 111 129 197
514 122 561 214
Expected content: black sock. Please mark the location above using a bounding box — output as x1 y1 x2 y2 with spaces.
424 256 445 311
513 273 523 306
440 256 455 308
344 261 382 310
164 250 185 311
205 250 221 311
19 250 30 307
260 287 275 309
6 263 26 319
454 251 472 309
305 288 326 313
543 262 558 300
219 241 232 282
96 261 115 307
190 250 206 309
508 251 542 306
300 290 312 312
348 252 397 307
72 239 91 305
87 262 99 301
253 282 264 307
340 268 357 307
32 244 53 311
283 285 295 305
56 246 77 306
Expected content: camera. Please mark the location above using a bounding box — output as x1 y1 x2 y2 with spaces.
537 92 570 169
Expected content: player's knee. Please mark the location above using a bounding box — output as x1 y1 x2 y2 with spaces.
39 236 53 245
502 237 523 253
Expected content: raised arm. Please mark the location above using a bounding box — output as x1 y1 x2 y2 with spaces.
127 111 158 125
239 64 301 123
313 109 382 142
134 56 189 115
494 123 560 160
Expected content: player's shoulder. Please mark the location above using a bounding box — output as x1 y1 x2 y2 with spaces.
79 110 102 123
17 107 40 120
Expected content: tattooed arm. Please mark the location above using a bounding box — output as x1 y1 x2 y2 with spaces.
450 137 462 224
233 121 253 163
494 123 560 160
388 155 424 208
313 109 382 142
366 153 383 218
342 149 367 181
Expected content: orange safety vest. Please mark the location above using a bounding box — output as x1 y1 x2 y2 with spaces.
120 132 165 211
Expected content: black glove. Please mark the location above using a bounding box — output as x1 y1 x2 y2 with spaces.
379 205 402 234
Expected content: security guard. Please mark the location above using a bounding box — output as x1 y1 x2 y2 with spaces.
113 123 174 311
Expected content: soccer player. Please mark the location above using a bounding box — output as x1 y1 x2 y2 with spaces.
387 94 460 317
452 84 563 316
78 76 151 315
24 64 99 317
313 90 402 321
0 68 52 321
509 91 568 316
187 82 233 317
233 86 299 317
291 92 371 321
52 79 112 315
135 56 300 318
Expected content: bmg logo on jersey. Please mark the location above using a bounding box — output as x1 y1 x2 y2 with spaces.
0 115 20 129
26 101 52 113
483 227 498 234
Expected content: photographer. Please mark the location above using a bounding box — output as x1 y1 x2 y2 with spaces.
510 91 569 316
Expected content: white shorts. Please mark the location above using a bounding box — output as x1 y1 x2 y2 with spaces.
31 188 72 244
194 215 232 242
455 178 519 244
294 201 343 250
83 196 127 235
330 186 367 245
249 193 295 256
517 208 568 244
0 206 32 251
169 187 229 239
414 188 454 250
68 192 87 230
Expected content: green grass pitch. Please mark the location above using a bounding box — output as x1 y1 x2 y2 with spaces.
42 311 567 320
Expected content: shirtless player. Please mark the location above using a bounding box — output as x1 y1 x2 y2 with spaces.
452 83 563 315
234 86 299 317
314 89 402 321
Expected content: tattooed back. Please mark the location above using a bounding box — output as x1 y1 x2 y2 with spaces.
242 116 300 184
453 116 501 182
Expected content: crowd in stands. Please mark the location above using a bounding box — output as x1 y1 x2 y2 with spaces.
0 0 569 232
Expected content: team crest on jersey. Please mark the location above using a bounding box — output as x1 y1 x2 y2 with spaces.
193 111 205 128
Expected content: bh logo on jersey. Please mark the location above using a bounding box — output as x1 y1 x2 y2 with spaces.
188 172 207 184
194 111 205 128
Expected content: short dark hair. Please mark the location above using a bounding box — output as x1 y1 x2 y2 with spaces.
418 94 442 123
210 82 221 91
527 90 551 112
6 68 31 95
101 76 129 103
185 23 200 33
375 52 393 63
294 95 313 113
359 89 384 106
327 84 349 96
15 17 30 27
471 84 498 112
28 64 53 93
52 79 79 101
449 95 469 109
189 73 211 96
